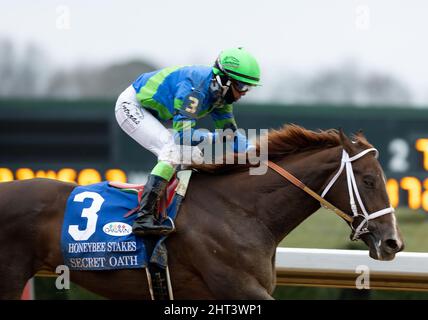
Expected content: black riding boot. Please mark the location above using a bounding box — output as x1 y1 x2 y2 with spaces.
132 174 173 236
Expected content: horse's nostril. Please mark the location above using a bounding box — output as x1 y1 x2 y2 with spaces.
385 239 399 251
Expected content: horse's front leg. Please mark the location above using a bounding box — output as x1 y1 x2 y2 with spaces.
239 287 275 300
201 269 275 300
211 280 275 299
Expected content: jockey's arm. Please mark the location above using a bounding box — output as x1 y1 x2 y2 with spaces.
172 83 253 152
211 105 255 153
173 84 218 146
172 113 207 146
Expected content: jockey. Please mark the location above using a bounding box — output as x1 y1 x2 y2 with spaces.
115 47 261 237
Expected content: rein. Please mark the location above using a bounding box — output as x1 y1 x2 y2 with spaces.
266 160 352 222
265 147 394 240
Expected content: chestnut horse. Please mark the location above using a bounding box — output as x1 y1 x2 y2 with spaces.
0 125 403 299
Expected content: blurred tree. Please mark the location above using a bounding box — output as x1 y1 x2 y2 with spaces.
92 60 156 98
46 70 81 99
305 62 361 104
272 61 412 106
0 38 414 105
0 39 50 98
47 60 157 99
15 43 50 97
362 73 411 105
0 38 16 96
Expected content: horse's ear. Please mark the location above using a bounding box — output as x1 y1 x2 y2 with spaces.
356 129 365 139
339 128 354 154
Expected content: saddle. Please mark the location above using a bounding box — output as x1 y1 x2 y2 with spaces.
110 177 179 220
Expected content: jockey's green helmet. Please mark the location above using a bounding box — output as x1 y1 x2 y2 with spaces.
213 47 261 86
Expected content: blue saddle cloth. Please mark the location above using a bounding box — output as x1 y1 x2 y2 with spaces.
61 181 179 271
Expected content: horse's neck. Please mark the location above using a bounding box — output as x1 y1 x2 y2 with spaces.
234 146 342 245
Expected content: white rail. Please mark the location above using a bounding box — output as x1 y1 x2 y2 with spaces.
275 248 428 291
36 248 428 291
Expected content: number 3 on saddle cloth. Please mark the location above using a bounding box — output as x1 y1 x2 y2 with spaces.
61 171 192 274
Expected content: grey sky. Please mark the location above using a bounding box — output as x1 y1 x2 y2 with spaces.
1 0 428 103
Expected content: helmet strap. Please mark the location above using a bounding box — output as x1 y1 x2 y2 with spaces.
223 86 237 104
213 57 238 103
214 75 232 98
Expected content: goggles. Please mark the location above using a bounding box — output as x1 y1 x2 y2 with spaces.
231 80 253 93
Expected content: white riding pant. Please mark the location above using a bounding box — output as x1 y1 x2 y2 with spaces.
115 86 202 166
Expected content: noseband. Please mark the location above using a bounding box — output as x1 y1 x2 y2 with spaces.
266 148 394 241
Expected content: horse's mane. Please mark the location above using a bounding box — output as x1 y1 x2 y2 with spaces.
192 124 373 174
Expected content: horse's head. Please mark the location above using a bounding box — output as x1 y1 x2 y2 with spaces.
194 124 404 261
322 130 404 261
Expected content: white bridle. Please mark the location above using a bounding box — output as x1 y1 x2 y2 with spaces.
321 148 395 240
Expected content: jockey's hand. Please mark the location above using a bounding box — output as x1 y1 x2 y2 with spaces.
192 146 205 164
178 145 205 165
175 129 218 146
233 131 253 153
246 144 257 153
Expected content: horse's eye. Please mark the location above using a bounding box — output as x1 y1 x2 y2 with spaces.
363 175 376 188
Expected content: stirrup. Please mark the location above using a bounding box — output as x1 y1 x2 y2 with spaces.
133 224 174 237
132 215 174 237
